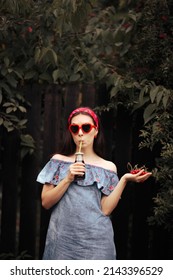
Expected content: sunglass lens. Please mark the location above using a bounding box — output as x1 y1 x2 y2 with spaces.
82 124 91 133
70 125 79 134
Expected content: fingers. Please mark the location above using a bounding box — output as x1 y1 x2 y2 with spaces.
135 170 152 183
69 162 85 176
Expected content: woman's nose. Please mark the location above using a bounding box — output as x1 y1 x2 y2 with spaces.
78 128 83 135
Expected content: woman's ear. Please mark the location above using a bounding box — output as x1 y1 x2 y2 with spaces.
94 129 98 138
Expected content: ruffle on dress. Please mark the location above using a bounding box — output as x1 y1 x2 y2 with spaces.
36 158 119 196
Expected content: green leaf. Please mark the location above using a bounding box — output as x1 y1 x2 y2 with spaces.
150 86 159 103
18 119 27 128
24 71 37 80
38 47 50 62
105 46 112 55
143 103 157 124
52 69 60 82
139 86 147 105
98 68 108 79
110 86 118 98
0 92 2 104
13 70 23 79
115 42 123 47
50 49 58 65
0 82 11 94
4 57 10 67
69 73 80 82
6 107 14 114
39 73 52 82
18 106 27 113
129 12 138 22
125 25 133 33
0 118 3 125
162 94 169 109
20 134 35 150
25 58 35 70
34 47 41 63
1 67 7 76
18 119 27 126
7 75 18 88
3 120 14 132
3 102 14 107
156 91 163 106
7 126 14 132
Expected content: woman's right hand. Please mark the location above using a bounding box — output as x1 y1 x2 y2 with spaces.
41 162 85 209
67 162 85 182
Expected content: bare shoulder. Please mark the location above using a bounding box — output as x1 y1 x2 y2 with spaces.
52 154 72 161
97 157 117 173
104 160 117 173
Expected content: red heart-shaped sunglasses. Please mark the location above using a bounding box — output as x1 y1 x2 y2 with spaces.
69 123 96 134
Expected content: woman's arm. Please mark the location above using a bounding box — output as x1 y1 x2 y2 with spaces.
42 177 72 210
41 161 85 209
101 170 152 216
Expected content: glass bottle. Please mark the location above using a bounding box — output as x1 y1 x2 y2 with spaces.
74 152 85 180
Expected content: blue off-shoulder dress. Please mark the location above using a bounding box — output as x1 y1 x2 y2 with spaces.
36 158 119 260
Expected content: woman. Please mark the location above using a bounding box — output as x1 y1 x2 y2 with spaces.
37 107 152 260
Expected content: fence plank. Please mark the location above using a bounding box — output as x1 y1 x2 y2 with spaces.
19 84 42 258
97 84 115 159
39 85 63 259
63 83 80 122
81 83 96 108
63 83 97 121
0 130 20 255
42 85 63 159
112 107 133 259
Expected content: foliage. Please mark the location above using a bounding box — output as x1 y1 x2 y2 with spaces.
0 0 135 153
139 108 173 230
113 0 173 230
0 0 173 230
0 250 32 259
95 0 173 231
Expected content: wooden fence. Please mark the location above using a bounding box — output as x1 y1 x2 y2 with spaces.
0 83 172 259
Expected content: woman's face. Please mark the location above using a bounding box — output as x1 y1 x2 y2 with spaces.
69 114 98 151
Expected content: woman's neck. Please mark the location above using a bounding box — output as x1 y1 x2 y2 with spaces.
80 149 100 161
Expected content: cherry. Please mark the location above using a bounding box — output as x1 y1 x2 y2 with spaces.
127 162 148 176
130 169 147 175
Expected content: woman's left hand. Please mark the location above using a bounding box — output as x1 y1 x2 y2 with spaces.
123 169 152 183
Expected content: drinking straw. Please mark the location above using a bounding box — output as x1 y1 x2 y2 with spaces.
78 140 82 153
